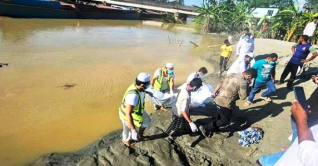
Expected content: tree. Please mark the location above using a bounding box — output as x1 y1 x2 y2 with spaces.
194 0 253 33
304 0 318 12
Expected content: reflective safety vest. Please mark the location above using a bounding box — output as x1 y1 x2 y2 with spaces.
154 68 171 91
119 84 144 127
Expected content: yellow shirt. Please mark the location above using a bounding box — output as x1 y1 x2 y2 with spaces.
220 44 232 57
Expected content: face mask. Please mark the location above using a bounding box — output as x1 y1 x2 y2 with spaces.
167 70 174 75
199 74 205 78
191 87 198 92
141 83 150 90
269 61 275 65
245 38 250 42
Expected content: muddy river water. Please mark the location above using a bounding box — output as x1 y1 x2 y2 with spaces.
0 18 222 165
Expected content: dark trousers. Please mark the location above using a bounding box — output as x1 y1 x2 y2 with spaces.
165 115 191 136
204 105 232 130
280 62 301 87
220 56 228 72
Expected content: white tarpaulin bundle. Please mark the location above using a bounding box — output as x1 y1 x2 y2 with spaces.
145 88 177 108
178 83 215 108
144 82 215 108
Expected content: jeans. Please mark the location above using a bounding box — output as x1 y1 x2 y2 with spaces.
258 151 286 166
248 81 276 102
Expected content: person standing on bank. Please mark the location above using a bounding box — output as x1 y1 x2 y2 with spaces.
303 17 318 44
165 78 202 140
236 33 254 60
245 53 278 106
279 35 318 89
199 68 257 137
151 63 175 95
151 63 175 110
219 39 233 73
239 28 254 41
119 73 152 147
186 67 208 84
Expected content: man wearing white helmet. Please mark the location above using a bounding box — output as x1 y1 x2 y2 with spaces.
119 72 152 146
151 63 175 109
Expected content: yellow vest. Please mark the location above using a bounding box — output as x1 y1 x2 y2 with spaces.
119 84 144 127
154 68 171 91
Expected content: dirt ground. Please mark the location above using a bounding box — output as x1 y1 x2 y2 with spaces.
31 39 318 166
204 38 318 163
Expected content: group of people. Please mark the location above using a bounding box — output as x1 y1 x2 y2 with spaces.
118 63 208 146
217 29 318 165
118 27 318 165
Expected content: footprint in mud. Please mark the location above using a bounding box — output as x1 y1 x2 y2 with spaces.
59 84 77 89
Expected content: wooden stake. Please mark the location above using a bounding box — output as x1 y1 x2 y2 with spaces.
190 41 198 47
247 147 258 157
179 40 184 46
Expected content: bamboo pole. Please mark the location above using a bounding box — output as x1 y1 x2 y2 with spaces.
190 41 198 47
179 40 184 46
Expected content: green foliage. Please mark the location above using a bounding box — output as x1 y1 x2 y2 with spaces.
162 13 177 23
194 0 255 33
194 0 318 43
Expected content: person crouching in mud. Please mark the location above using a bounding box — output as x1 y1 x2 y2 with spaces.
200 68 257 137
165 78 203 140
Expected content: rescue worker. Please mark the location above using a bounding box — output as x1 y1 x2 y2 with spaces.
151 63 175 110
119 73 152 147
186 67 208 84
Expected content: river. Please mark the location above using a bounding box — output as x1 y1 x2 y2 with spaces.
0 18 222 166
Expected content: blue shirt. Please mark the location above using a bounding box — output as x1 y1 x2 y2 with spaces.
290 43 312 65
252 59 276 83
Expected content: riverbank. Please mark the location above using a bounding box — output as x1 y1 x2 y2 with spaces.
30 38 318 166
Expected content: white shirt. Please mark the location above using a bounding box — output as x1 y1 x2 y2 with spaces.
227 58 246 75
154 69 175 91
125 92 145 107
303 22 317 37
275 124 318 166
239 34 254 42
171 85 190 116
236 39 254 58
186 72 199 84
228 35 233 44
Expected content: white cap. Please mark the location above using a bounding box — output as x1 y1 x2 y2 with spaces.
137 72 150 82
247 53 254 58
165 63 174 68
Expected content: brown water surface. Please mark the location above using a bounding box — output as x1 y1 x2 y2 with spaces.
0 18 221 166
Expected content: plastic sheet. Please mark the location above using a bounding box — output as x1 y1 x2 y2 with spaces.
145 88 177 107
238 127 264 147
178 83 215 108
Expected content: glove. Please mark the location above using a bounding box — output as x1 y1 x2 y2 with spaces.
131 129 139 141
189 122 198 132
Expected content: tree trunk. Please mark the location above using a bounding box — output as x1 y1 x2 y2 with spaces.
203 15 211 33
286 24 297 41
